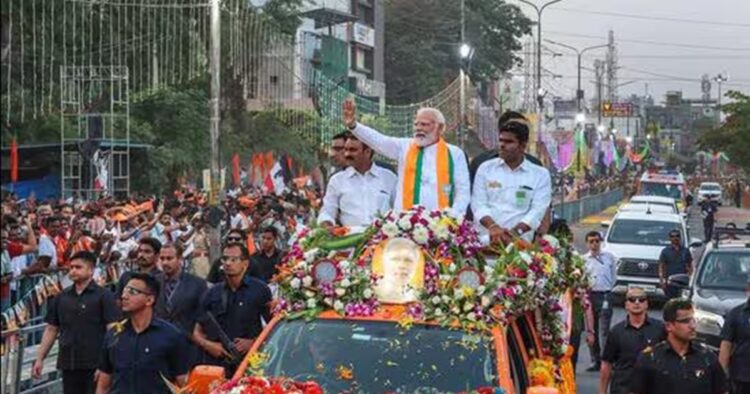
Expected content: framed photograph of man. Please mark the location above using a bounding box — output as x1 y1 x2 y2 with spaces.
371 237 425 304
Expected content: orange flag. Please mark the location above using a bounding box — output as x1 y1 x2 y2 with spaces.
264 152 275 178
10 137 19 183
231 154 241 186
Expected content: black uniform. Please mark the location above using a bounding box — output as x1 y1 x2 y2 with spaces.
630 340 728 394
45 281 121 394
197 275 272 375
602 316 666 394
700 199 719 241
720 300 750 393
99 318 189 394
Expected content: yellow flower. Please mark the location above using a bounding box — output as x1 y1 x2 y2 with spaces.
461 286 475 298
246 352 268 374
336 365 354 380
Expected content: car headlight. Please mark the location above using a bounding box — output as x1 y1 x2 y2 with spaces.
693 309 725 336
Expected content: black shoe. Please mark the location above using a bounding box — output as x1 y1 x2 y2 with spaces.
586 364 601 372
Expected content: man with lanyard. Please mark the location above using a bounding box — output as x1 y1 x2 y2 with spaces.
582 230 617 372
342 98 471 218
318 135 397 230
658 229 692 299
630 299 728 394
599 286 665 394
718 275 750 394
471 119 552 243
700 195 719 241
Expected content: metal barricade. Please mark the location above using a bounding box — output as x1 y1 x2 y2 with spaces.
554 188 624 224
2 322 62 394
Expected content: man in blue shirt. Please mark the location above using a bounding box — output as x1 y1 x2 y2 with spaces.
193 243 272 377
658 230 693 299
96 273 189 394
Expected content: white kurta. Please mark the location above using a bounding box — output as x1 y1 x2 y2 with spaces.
350 123 471 218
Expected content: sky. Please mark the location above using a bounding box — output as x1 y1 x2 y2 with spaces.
511 0 750 105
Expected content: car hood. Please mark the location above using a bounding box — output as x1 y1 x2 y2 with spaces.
603 243 665 261
693 288 746 315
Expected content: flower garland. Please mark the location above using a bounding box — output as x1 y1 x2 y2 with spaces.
211 376 323 394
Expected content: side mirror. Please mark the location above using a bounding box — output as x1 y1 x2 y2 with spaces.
689 238 703 248
600 221 611 228
668 273 690 289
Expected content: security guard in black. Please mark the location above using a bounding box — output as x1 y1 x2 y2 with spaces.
630 299 728 394
719 281 750 393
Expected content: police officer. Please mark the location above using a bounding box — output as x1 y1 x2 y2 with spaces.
630 298 728 394
96 273 190 393
599 286 665 394
718 275 750 394
700 195 719 241
193 243 271 377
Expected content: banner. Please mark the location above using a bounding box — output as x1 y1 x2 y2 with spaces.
231 154 241 187
10 137 18 183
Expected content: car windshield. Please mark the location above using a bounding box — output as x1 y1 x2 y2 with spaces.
640 182 683 199
607 219 683 246
700 185 721 191
259 319 498 392
698 251 750 290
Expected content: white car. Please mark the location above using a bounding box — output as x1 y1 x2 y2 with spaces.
618 202 676 215
628 195 680 214
602 210 702 302
698 182 723 205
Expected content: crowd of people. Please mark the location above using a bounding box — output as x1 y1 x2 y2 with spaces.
1 97 747 394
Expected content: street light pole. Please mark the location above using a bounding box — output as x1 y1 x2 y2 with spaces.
519 0 563 149
545 39 608 112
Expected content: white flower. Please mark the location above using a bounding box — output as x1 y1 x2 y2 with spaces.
340 278 351 288
481 296 491 307
442 295 451 303
426 218 439 232
335 288 346 297
451 306 461 314
338 260 351 271
302 276 313 287
290 278 301 289
397 216 413 231
448 263 457 273
542 234 560 250
304 290 315 298
334 300 344 311
363 289 373 299
477 285 486 295
432 296 442 305
324 297 333 306
463 302 475 312
519 251 533 264
306 298 317 308
382 222 400 238
455 289 464 300
303 248 319 262
412 224 430 244
435 308 444 316
467 312 477 321
435 225 451 240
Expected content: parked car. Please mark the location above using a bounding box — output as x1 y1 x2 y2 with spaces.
669 226 750 350
603 210 701 303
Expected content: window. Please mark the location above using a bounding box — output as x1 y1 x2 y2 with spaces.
697 251 750 290
350 44 373 78
270 75 279 85
607 219 683 246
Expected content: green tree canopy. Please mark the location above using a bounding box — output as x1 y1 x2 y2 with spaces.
698 90 750 171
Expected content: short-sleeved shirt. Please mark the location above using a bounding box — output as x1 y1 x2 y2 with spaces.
38 234 58 268
248 250 283 283
197 276 271 367
658 245 692 277
720 301 750 382
630 340 728 394
99 318 189 394
45 281 121 370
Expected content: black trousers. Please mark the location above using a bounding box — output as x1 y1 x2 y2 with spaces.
704 217 714 241
732 380 750 394
62 369 96 394
588 291 613 365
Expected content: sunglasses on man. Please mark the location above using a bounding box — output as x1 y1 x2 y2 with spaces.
626 296 647 304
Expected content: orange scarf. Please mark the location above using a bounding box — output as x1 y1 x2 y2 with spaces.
402 138 454 210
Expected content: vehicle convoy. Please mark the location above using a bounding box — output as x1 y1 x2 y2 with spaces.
636 170 688 210
602 209 701 303
669 226 750 350
187 207 590 394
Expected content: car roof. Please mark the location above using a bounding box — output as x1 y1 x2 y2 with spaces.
612 210 683 223
699 182 721 187
629 196 677 204
619 203 675 213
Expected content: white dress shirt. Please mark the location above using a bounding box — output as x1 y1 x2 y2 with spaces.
350 123 471 218
471 157 552 241
583 251 618 292
317 164 397 228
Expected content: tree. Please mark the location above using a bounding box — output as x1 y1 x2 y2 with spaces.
698 90 750 172
384 0 531 104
